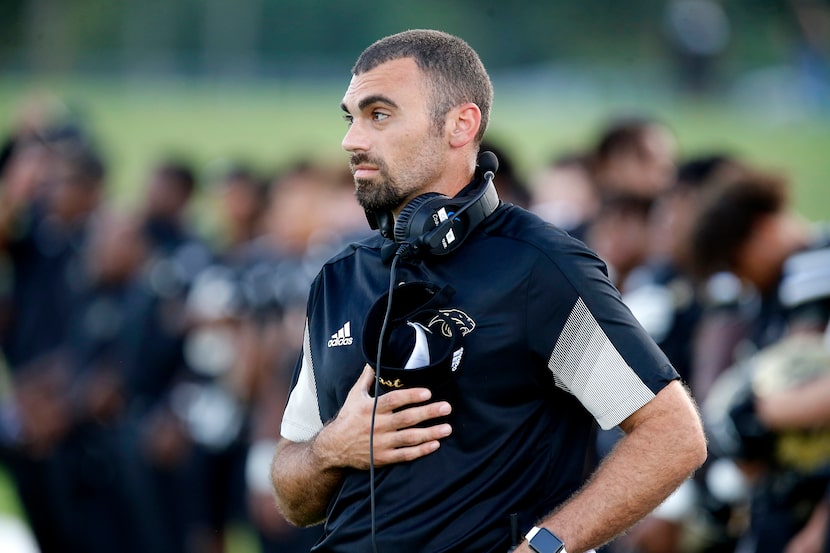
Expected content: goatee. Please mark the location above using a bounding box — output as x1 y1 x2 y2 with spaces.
350 154 407 212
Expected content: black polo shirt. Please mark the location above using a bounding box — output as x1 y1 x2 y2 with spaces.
281 203 678 553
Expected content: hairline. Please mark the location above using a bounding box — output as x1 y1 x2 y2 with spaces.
350 32 491 143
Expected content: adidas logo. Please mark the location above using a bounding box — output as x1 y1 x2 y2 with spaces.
327 322 354 347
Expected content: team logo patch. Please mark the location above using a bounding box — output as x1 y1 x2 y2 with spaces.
427 308 475 372
360 281 479 396
428 309 476 338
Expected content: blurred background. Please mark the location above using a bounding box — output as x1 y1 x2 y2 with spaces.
1 0 829 215
0 1 829 552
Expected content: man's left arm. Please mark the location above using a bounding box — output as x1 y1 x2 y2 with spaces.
516 380 707 553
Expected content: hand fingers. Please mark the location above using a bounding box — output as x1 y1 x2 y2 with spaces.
355 364 376 395
381 423 453 449
371 403 453 467
376 386 437 413
372 423 452 465
374 440 442 465
352 363 453 431
355 364 437 412
383 400 451 431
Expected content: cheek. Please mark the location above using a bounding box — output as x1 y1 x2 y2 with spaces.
734 234 770 278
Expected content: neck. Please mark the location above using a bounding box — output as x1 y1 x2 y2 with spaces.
392 157 477 218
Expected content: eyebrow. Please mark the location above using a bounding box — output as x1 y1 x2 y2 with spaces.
340 94 399 114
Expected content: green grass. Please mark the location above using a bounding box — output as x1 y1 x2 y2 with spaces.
0 466 22 518
1 76 829 220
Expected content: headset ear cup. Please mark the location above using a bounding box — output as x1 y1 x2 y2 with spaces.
393 192 445 243
392 176 499 257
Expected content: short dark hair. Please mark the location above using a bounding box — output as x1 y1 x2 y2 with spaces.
592 117 660 166
156 161 197 198
56 142 107 188
676 153 747 191
352 29 493 143
690 171 789 277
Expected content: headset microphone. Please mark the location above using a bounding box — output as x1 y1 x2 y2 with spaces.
478 149 498 177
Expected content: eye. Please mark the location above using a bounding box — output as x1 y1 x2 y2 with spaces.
372 111 389 122
342 114 354 126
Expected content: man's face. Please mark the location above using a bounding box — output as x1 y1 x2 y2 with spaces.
48 159 100 222
341 57 448 214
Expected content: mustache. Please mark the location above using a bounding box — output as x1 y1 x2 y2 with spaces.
349 153 384 173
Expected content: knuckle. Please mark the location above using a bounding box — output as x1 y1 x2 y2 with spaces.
395 428 421 447
376 448 403 465
397 446 422 462
377 393 400 412
394 408 421 428
380 389 428 412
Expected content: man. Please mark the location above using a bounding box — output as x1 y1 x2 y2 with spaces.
0 137 107 552
271 29 706 553
690 170 830 553
691 170 830 347
588 117 677 202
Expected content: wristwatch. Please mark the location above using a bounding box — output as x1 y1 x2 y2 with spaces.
525 526 566 553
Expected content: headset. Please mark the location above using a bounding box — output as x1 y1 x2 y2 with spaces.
366 151 500 553
365 150 500 261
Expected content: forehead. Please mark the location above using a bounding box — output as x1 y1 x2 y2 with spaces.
341 57 426 110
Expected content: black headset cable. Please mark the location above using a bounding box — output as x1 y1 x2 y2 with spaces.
370 243 410 553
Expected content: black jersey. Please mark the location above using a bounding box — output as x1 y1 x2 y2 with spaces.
778 229 830 332
281 204 678 553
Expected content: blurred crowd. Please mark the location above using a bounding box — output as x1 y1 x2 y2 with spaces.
0 96 828 553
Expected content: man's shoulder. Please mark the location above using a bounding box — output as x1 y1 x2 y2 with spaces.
308 232 387 298
483 204 604 269
320 231 385 268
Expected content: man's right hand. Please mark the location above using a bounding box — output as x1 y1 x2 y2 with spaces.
271 364 453 527
315 364 453 470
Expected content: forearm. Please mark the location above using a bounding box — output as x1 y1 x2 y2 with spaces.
757 374 830 430
535 382 707 552
784 495 829 553
270 433 345 527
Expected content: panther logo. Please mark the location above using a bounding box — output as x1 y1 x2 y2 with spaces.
428 309 476 338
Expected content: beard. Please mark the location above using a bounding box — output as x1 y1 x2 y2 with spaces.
350 153 409 212
349 132 447 213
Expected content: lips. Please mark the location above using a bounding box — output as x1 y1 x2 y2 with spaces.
350 154 384 180
353 166 378 179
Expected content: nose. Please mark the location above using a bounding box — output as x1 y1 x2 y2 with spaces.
342 119 368 153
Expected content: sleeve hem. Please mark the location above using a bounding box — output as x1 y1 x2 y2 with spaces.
280 419 322 443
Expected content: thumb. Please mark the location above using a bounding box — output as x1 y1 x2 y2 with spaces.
355 364 376 396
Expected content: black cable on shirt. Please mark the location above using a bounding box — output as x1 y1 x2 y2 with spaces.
370 243 410 553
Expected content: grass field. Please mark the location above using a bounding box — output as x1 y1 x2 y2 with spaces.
1 75 829 219
0 74 828 551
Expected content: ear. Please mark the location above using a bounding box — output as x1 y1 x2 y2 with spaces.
446 102 481 149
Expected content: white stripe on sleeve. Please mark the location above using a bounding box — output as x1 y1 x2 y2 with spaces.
280 321 324 442
549 298 655 430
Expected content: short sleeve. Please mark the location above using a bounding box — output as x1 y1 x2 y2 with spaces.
527 243 678 429
280 321 324 442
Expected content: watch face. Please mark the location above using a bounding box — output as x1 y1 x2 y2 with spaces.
529 528 564 553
